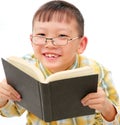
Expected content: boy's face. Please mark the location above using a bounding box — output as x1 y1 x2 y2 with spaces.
31 19 87 73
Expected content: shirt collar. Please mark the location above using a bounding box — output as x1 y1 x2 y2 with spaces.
38 55 80 78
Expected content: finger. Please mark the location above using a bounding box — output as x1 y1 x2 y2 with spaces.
81 92 98 104
88 103 103 110
0 81 21 101
81 87 105 104
83 96 105 106
0 90 21 101
5 84 21 98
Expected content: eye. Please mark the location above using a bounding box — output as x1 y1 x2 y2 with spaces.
37 33 46 37
58 34 68 38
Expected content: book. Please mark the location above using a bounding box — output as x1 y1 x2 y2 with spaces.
1 56 98 122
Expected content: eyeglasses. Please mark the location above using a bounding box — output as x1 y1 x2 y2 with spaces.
31 35 80 46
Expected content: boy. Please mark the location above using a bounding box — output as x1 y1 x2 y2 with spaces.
0 0 120 124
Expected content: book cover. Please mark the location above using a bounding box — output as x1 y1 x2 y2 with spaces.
1 58 98 122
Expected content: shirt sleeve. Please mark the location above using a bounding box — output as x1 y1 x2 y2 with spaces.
0 100 25 117
99 65 120 125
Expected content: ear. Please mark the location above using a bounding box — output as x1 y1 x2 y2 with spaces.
30 34 33 46
77 36 88 54
30 34 32 42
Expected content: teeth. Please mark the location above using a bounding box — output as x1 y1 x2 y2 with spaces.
45 54 58 58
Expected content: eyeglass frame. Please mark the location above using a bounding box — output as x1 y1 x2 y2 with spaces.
31 35 82 46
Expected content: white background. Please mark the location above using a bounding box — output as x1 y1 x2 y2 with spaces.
0 0 120 124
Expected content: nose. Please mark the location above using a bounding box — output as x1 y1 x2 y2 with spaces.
45 38 54 47
46 38 53 41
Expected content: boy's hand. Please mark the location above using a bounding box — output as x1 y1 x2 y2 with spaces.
81 87 106 111
0 79 21 107
81 87 117 121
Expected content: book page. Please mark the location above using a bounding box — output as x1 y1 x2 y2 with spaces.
7 56 45 83
7 56 96 84
45 66 95 83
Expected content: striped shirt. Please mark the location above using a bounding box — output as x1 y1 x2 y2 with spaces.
0 53 120 125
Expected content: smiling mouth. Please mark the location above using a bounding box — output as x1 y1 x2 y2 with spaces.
44 53 60 58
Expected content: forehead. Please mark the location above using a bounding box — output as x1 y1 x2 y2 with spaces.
33 18 78 34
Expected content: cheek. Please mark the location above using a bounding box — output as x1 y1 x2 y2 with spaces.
62 45 78 58
32 44 40 51
66 43 79 53
32 45 42 56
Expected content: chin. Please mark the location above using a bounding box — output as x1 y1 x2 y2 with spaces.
46 65 61 73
